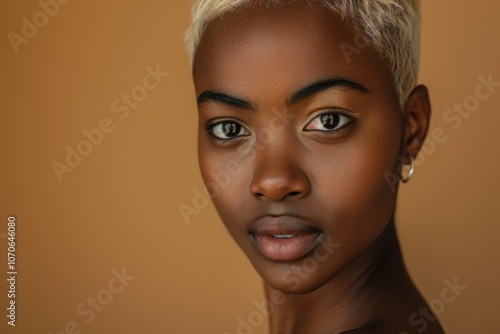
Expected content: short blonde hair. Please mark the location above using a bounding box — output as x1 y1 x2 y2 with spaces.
185 0 421 109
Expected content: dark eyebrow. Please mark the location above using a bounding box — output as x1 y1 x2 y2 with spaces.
197 77 369 111
197 91 255 111
287 77 370 106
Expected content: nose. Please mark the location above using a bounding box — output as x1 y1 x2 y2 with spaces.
249 149 311 202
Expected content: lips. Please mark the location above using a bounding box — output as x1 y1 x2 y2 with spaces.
249 215 322 261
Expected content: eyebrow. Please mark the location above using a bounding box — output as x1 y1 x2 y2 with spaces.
287 77 369 105
197 77 370 111
197 91 254 110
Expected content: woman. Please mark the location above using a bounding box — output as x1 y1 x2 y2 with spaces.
185 0 444 333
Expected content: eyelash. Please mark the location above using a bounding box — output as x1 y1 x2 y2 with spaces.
205 109 356 144
304 109 356 134
205 118 248 145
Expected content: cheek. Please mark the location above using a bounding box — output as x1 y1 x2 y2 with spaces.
340 146 396 223
313 118 401 247
198 145 253 230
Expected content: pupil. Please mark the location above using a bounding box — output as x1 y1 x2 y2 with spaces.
223 122 240 137
321 114 340 130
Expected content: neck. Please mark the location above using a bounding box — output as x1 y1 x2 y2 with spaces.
264 220 413 334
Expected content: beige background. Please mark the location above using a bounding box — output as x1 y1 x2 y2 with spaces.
0 1 499 333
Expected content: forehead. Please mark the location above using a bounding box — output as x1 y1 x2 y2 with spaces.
193 3 395 105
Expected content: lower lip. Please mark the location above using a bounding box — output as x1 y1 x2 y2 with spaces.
251 233 322 261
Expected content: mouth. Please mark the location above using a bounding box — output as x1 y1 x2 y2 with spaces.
249 215 323 262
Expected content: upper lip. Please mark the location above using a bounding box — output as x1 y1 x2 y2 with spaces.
249 214 321 236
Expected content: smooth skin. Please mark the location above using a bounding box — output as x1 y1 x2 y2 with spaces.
192 2 444 333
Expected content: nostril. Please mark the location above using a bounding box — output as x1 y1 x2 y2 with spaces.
255 191 304 201
249 169 311 201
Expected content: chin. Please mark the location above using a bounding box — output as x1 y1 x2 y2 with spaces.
248 252 341 295
267 278 330 295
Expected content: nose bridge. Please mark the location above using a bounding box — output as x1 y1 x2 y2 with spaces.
249 135 311 201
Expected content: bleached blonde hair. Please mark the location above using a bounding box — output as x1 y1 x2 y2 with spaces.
185 0 421 109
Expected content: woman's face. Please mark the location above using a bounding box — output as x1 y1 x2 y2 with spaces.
193 4 403 293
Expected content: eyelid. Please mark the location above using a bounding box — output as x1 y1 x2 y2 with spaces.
205 117 251 143
303 108 356 128
205 117 248 130
308 107 355 119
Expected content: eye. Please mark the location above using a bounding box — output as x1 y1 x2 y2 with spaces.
207 120 250 140
304 111 354 132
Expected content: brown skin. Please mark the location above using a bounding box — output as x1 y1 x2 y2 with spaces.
192 3 444 334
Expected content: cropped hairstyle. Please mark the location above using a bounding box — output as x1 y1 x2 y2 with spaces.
185 0 421 109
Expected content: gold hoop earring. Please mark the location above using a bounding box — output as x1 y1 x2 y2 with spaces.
400 157 415 183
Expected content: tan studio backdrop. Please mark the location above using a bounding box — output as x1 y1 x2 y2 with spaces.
1 0 499 333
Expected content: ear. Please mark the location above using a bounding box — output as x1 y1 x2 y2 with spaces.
401 85 431 163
